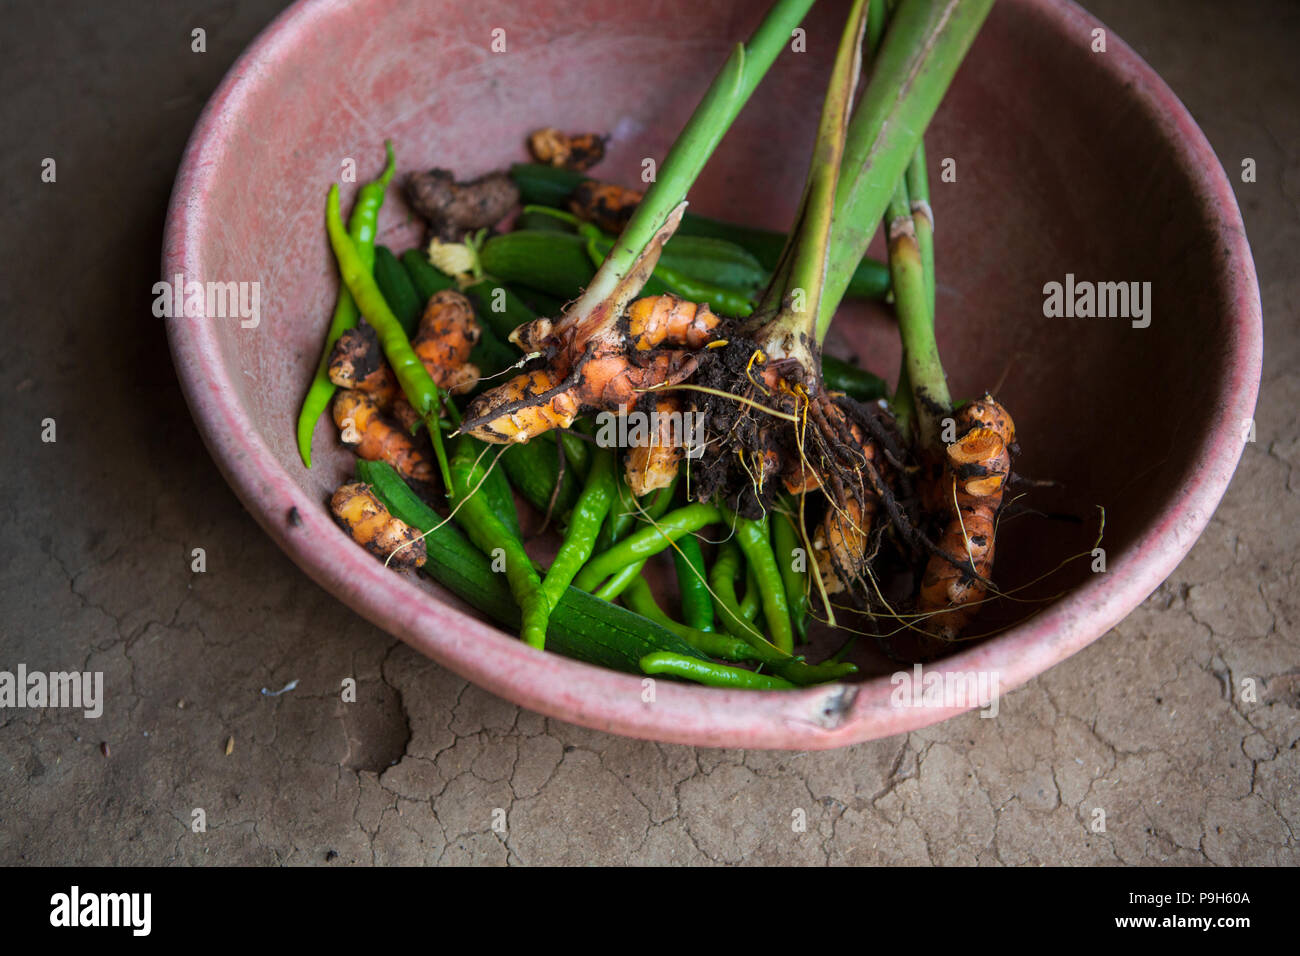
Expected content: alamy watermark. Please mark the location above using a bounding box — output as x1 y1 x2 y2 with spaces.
50 886 150 936
889 664 1000 717
0 665 103 718
594 404 706 457
152 274 261 328
1042 273 1150 328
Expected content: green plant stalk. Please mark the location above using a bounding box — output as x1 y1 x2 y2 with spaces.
561 0 815 328
887 180 950 447
816 0 995 342
906 142 936 318
760 0 869 348
296 142 395 467
890 142 934 442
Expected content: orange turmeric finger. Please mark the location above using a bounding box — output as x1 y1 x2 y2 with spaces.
412 289 482 395
917 395 1016 639
333 390 435 486
460 368 582 443
330 482 426 570
328 325 400 408
463 349 699 444
625 394 687 496
625 294 722 351
528 128 607 172
814 494 878 596
568 179 643 235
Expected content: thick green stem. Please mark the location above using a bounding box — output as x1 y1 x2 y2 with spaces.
887 182 950 447
757 0 870 359
906 143 936 318
890 143 934 443
564 0 816 327
816 0 994 342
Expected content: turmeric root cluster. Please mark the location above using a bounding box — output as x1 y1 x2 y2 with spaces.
329 290 481 488
461 293 721 446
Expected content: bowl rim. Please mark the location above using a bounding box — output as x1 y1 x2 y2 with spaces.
162 0 1262 750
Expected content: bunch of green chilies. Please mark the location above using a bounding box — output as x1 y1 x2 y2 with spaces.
295 0 993 689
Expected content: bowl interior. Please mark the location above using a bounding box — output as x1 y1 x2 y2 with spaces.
166 0 1258 747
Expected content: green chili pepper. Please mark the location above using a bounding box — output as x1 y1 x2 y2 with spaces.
710 541 765 644
732 516 793 653
517 209 577 233
325 182 451 486
575 503 720 593
471 441 522 540
639 653 796 690
359 460 706 671
558 430 591 479
822 354 888 402
622 577 855 685
739 563 762 624
622 577 773 663
590 479 681 601
596 471 637 554
296 141 395 467
448 435 549 649
373 245 422 335
672 533 714 632
771 509 808 643
776 658 859 684
542 447 617 609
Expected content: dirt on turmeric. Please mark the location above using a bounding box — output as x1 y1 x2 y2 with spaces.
330 482 427 570
413 289 482 395
916 395 1016 639
333 390 435 486
528 128 607 172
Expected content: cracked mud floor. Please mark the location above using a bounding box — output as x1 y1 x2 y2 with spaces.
1 0 1296 865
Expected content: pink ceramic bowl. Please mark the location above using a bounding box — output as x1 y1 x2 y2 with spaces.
164 0 1260 748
